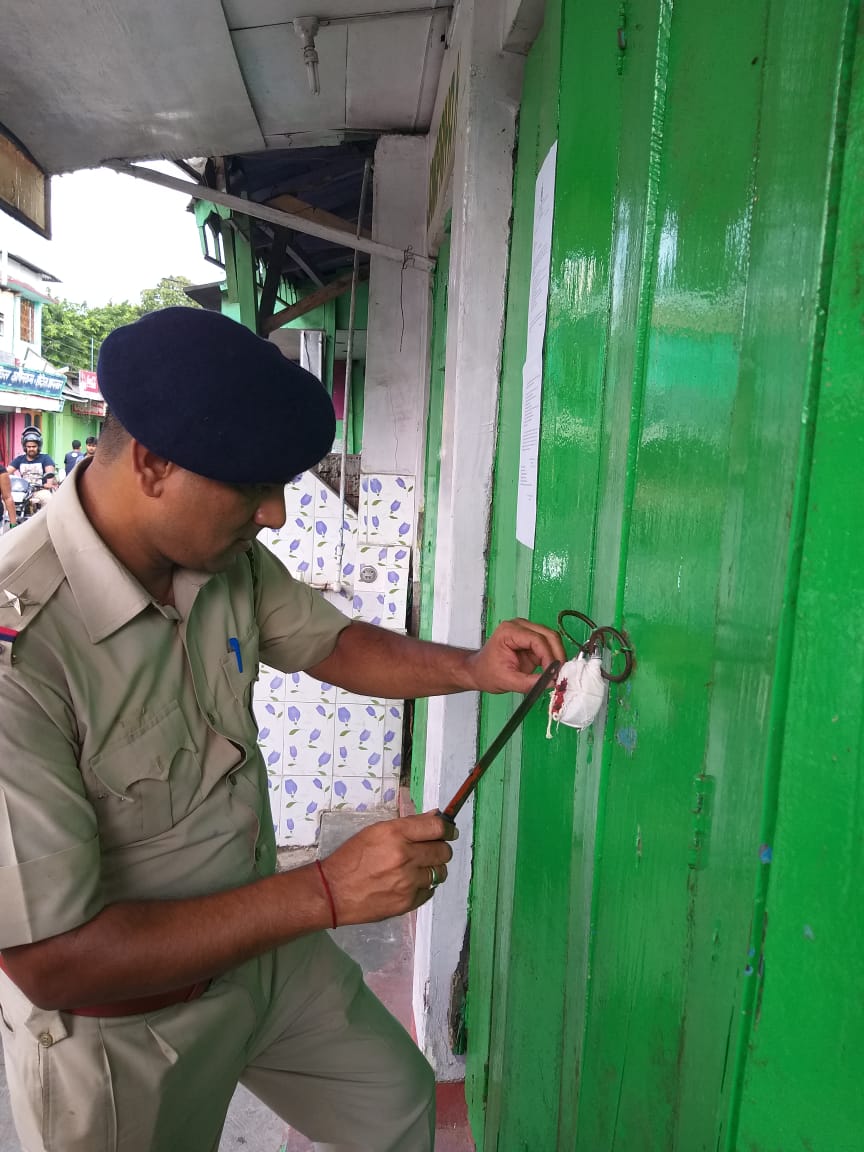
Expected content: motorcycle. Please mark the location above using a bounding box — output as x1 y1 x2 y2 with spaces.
9 474 33 522
7 474 54 523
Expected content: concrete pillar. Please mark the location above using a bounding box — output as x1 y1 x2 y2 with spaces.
412 0 525 1080
363 136 430 480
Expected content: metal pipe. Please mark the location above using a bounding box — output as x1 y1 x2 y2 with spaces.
104 161 434 272
230 7 452 33
336 158 372 593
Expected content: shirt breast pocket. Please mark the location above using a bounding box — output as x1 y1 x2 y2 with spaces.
88 703 201 849
219 626 259 710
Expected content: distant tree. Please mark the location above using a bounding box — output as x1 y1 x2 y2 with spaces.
41 276 199 370
41 298 142 371
139 276 200 314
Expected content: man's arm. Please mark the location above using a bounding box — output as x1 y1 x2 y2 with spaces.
1 811 454 1010
306 617 565 699
42 455 57 487
0 471 16 525
0 659 454 1009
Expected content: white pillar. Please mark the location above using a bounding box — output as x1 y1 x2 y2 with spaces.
412 0 525 1080
363 136 429 478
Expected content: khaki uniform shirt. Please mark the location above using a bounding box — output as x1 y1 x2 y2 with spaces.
0 465 348 949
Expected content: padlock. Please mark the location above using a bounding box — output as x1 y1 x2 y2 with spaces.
546 651 607 737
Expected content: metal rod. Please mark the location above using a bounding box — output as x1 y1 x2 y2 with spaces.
440 661 561 822
230 7 452 33
104 161 434 272
337 158 372 593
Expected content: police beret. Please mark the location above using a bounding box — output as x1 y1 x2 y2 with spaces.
98 307 336 484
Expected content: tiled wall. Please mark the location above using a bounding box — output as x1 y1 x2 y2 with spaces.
255 471 415 846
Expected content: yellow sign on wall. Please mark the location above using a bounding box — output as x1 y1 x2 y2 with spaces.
0 125 50 238
428 56 459 230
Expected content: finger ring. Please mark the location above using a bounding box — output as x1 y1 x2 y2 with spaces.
428 865 440 889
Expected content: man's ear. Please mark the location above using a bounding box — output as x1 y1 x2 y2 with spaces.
130 440 176 498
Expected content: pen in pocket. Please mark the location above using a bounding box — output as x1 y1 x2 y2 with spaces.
228 637 243 673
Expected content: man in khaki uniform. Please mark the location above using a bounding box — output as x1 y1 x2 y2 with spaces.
0 308 564 1152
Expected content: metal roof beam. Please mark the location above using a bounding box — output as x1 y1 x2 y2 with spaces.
106 161 434 272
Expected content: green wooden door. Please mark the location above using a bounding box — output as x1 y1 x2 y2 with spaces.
412 224 451 809
469 1 863 1149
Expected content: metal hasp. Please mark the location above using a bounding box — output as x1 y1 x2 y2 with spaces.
557 609 634 683
440 660 561 822
467 1 864 1148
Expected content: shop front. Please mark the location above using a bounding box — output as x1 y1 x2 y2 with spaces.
0 362 66 465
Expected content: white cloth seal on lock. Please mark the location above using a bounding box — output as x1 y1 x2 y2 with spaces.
546 652 607 737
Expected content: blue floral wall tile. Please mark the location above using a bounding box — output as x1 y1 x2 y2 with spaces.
280 775 326 846
258 472 410 846
283 702 336 777
333 703 385 775
335 686 388 707
359 475 415 546
254 665 287 703
284 671 337 703
267 774 282 836
322 588 354 617
330 775 383 813
350 588 389 627
380 776 399 806
254 705 285 775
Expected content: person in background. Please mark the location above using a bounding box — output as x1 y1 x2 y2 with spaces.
84 434 98 457
0 458 17 530
63 439 84 474
7 426 57 490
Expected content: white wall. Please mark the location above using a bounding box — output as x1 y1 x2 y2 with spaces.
363 135 430 480
0 255 49 365
413 0 525 1081
501 0 546 53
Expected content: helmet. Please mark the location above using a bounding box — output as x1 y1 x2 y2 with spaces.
21 426 42 449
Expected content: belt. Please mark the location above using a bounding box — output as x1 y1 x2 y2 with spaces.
67 981 211 1017
0 956 209 1018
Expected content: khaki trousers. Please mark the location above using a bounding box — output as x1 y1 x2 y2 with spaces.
0 932 434 1152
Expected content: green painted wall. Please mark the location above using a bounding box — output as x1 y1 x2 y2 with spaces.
218 210 368 452
36 397 119 471
470 1 862 1149
45 409 102 470
411 224 450 810
735 7 864 1147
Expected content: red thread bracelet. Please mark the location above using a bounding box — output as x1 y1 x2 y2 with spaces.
315 859 338 929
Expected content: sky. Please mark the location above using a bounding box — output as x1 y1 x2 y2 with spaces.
0 162 218 307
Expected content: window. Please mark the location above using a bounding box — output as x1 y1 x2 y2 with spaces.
20 298 35 344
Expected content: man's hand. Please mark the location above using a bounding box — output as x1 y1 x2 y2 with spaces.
460 617 566 695
317 811 457 926
0 815 456 1010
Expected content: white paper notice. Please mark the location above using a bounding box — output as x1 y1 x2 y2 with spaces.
517 141 557 549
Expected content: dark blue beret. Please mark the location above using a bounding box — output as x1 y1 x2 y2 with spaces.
97 307 336 484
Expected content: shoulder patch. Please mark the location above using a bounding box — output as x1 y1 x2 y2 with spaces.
0 625 19 667
0 530 66 665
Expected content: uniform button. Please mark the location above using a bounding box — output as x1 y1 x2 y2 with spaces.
206 712 217 725
38 1032 54 1048
254 845 263 860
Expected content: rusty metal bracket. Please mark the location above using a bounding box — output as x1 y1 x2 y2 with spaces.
557 609 635 683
